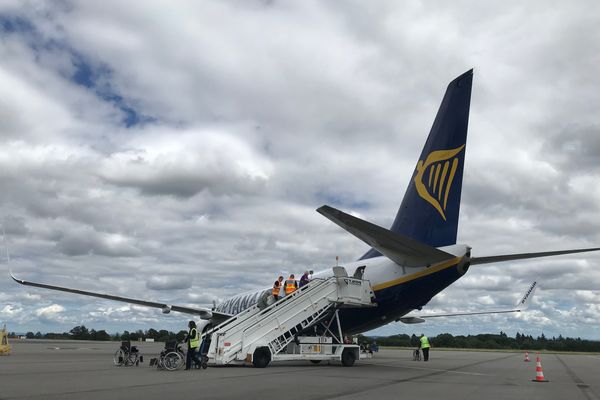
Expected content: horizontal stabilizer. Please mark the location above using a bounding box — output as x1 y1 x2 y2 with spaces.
317 205 455 267
10 270 231 322
405 281 537 320
470 248 600 265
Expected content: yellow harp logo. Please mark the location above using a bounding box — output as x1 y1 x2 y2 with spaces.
414 145 465 221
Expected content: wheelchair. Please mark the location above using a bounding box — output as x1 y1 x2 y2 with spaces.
150 341 185 371
114 340 143 366
412 348 421 361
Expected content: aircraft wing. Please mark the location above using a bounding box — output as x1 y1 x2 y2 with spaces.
470 248 600 265
10 270 232 323
400 281 537 324
317 205 455 267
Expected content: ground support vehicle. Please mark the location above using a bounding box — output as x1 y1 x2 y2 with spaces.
205 267 376 368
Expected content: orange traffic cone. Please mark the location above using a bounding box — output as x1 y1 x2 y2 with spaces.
524 351 530 362
532 356 549 382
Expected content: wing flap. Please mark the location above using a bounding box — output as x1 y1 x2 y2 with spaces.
317 205 455 267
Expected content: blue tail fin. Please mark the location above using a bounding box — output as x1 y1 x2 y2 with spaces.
362 69 472 258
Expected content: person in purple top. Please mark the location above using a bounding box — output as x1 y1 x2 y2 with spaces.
299 271 310 287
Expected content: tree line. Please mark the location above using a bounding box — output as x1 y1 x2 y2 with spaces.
8 327 600 352
8 325 188 343
357 331 600 352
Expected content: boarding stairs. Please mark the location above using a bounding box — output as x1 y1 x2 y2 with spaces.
205 267 375 366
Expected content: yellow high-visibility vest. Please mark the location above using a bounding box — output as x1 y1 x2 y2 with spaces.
189 328 200 349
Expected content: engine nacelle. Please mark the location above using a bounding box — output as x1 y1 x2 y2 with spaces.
196 320 212 334
399 317 426 324
161 306 171 314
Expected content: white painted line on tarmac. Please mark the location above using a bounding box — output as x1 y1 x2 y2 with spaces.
400 365 488 376
586 355 600 360
362 362 487 376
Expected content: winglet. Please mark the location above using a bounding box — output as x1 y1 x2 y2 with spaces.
516 281 537 310
9 269 24 284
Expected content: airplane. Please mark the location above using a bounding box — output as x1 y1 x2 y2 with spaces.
10 69 600 335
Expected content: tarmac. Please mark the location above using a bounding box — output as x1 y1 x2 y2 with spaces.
1 339 599 400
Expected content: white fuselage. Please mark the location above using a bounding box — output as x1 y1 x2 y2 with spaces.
214 244 470 320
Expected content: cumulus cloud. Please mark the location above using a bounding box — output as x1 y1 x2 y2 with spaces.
100 129 272 198
1 304 23 317
146 275 192 291
56 227 140 257
35 304 67 323
1 1 600 339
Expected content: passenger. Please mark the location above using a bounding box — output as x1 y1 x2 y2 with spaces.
284 274 298 295
419 334 430 361
299 270 310 287
272 275 284 301
185 321 202 370
370 341 378 353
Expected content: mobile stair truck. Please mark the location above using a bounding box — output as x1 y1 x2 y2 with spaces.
204 267 376 368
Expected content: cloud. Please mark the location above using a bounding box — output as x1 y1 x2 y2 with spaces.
146 276 192 291
2 215 28 235
56 227 141 257
99 129 272 198
1 1 600 339
35 304 67 323
1 304 23 317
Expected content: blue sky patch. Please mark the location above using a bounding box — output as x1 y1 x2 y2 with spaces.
69 52 155 128
315 191 370 211
1 12 154 128
0 14 34 34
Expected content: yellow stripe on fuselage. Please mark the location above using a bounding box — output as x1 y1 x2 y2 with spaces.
372 256 462 291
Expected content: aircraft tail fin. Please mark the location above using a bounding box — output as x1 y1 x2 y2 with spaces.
317 205 455 267
362 69 472 259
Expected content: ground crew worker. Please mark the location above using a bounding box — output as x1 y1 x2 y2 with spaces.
419 333 430 361
284 274 297 295
299 271 310 287
272 275 284 301
185 321 202 370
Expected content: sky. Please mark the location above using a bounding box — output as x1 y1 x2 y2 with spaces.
1 0 600 340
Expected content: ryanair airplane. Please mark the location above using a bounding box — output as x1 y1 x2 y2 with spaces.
11 69 600 334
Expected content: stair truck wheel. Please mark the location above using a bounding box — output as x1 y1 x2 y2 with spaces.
310 360 321 364
341 348 356 367
252 347 271 368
